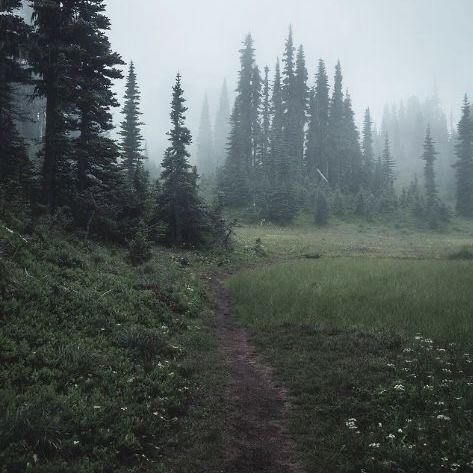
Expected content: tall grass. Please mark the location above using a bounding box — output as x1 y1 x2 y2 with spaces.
228 258 473 345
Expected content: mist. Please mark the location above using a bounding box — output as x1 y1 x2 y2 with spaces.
105 0 473 163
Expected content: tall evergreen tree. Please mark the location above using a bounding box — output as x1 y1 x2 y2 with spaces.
342 92 362 192
214 78 230 168
306 59 330 181
29 0 77 211
221 34 256 206
422 126 439 212
268 59 284 186
196 94 215 176
69 0 124 228
453 96 473 217
158 74 206 246
382 134 395 189
0 0 31 194
327 61 345 187
361 108 375 189
259 66 271 175
294 45 308 177
119 62 145 181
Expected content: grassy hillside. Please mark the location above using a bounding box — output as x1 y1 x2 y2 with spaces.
0 218 228 473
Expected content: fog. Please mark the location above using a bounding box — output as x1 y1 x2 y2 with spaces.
105 0 473 164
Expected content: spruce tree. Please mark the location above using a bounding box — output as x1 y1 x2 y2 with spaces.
196 94 215 176
29 0 77 211
259 66 271 175
0 0 31 195
342 92 362 192
327 61 345 187
453 96 473 217
69 0 124 230
361 108 375 190
119 61 145 181
382 134 395 189
214 79 230 168
422 126 439 213
158 74 206 246
221 34 256 207
294 45 308 178
306 59 330 182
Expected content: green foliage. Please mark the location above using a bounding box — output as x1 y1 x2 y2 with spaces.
0 221 215 472
128 220 152 265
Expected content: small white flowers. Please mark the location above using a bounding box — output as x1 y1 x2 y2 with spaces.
393 384 405 391
73 440 80 445
345 418 358 430
93 405 101 409
436 414 451 421
386 433 396 439
368 443 380 448
120 407 127 411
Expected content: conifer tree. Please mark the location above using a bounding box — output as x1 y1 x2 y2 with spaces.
361 108 375 190
0 0 31 194
259 66 271 175
314 192 329 225
453 96 473 217
382 134 395 189
268 60 284 186
327 61 345 186
342 92 362 192
196 94 215 176
221 34 256 206
119 62 145 181
29 0 77 211
214 79 230 168
306 59 330 181
422 126 439 213
294 45 308 177
158 74 206 246
69 0 124 229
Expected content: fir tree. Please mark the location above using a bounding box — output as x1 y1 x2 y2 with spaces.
422 126 439 213
361 108 375 190
306 59 330 182
69 0 124 230
196 94 215 176
294 45 308 178
314 192 329 225
0 0 31 195
382 134 395 189
327 61 345 187
342 92 362 192
221 34 256 207
29 0 77 211
259 66 271 175
119 61 145 181
453 96 473 217
214 78 230 168
158 74 206 246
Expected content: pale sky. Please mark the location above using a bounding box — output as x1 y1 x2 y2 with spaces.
105 0 473 163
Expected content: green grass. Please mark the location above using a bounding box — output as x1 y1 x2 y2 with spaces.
236 218 473 258
228 258 473 344
228 232 473 472
0 219 226 473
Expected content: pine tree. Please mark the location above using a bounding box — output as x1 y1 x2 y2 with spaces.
342 92 362 192
361 108 375 190
0 0 31 195
422 126 439 213
158 74 206 246
294 45 308 178
214 79 230 168
119 62 145 181
327 61 345 187
196 94 215 176
382 134 395 189
306 59 330 182
453 96 473 217
221 34 256 207
69 0 124 230
29 0 77 211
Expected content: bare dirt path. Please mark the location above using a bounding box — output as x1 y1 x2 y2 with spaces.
211 271 305 473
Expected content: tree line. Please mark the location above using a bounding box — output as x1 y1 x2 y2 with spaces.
209 28 472 228
0 0 226 254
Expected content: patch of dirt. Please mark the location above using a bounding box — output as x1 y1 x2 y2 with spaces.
211 272 305 473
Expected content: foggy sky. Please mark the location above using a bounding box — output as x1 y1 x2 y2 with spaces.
105 0 473 164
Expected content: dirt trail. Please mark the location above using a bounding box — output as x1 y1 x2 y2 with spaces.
211 272 304 473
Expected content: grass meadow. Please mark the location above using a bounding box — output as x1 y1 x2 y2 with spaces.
228 221 473 472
